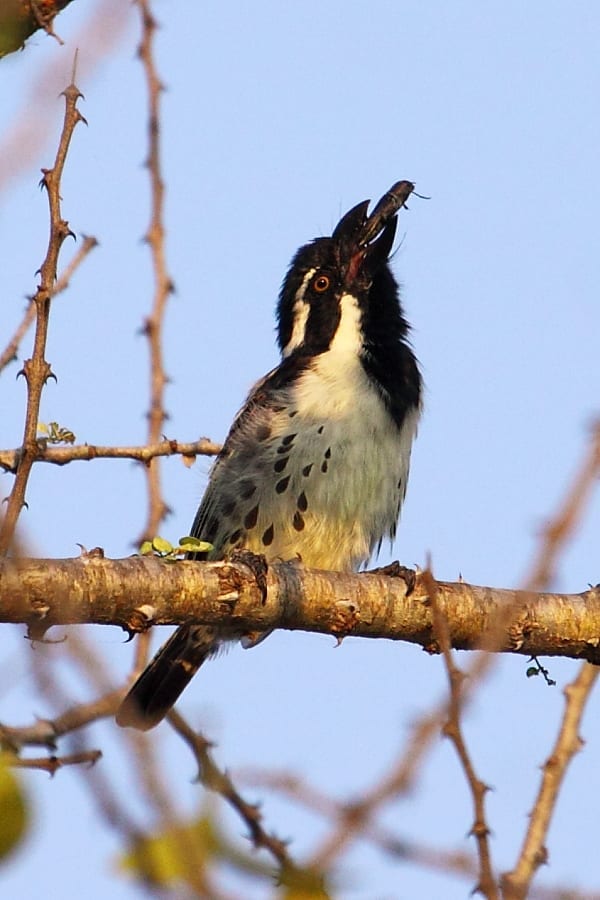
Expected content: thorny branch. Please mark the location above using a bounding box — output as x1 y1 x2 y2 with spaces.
0 76 84 557
501 662 600 900
136 0 175 542
24 635 211 894
0 689 125 752
167 710 326 893
0 437 220 473
239 769 598 900
425 566 497 900
9 749 102 773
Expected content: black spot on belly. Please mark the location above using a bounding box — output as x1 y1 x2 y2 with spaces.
229 528 243 544
282 433 296 446
239 480 257 500
288 410 298 418
302 463 313 477
275 475 290 494
293 511 305 531
255 424 271 441
324 447 331 459
274 457 288 473
297 491 308 512
317 425 324 434
244 505 259 529
321 460 328 473
262 524 274 546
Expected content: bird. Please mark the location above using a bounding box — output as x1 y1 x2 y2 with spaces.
116 181 423 731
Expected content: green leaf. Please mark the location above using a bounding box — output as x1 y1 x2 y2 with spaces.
0 756 28 862
152 537 173 555
139 541 154 556
526 667 539 678
178 536 213 554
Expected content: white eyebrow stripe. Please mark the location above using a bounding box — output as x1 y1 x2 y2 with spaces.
281 267 316 357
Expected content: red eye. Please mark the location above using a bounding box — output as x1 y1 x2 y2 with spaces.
313 274 331 293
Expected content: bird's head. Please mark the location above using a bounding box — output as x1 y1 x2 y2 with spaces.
277 181 414 358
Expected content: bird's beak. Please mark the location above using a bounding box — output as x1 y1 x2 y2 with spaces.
333 180 414 286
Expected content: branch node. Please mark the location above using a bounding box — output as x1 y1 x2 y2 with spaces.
331 599 361 636
124 603 158 637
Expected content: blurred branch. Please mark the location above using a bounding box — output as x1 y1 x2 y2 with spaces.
167 710 315 888
0 1 131 192
136 0 174 542
1 555 600 662
0 0 74 57
0 689 125 751
425 566 497 899
9 749 102 772
240 770 594 900
0 437 220 473
0 76 84 556
501 661 600 900
0 235 97 374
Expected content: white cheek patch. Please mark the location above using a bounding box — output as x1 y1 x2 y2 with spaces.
282 267 316 357
328 293 363 357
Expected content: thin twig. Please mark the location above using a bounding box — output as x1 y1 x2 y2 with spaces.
136 0 174 542
307 701 447 871
424 566 498 900
474 420 600 664
167 709 326 891
240 767 480 883
238 769 594 900
0 437 220 473
9 749 102 773
501 662 600 900
522 419 600 591
0 689 125 751
0 235 97 375
0 78 84 556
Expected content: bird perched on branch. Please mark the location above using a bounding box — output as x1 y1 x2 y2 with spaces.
117 181 423 730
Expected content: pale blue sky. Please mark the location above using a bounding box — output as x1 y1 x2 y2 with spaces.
1 2 599 898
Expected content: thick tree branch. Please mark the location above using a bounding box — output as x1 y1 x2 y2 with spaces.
1 555 599 662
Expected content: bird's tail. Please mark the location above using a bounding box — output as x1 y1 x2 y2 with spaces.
116 624 220 731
